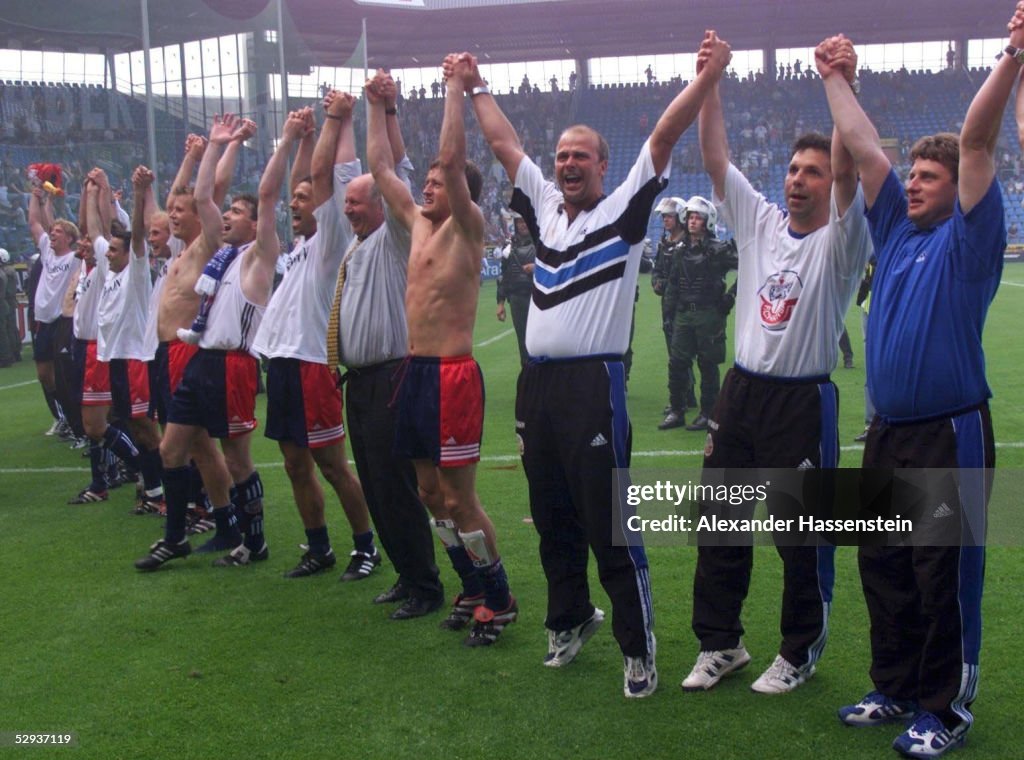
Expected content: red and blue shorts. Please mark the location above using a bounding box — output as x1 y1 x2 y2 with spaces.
149 339 199 423
265 357 344 448
394 355 484 468
109 358 150 420
80 340 112 407
168 348 258 439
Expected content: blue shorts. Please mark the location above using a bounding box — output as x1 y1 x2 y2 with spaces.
169 349 258 439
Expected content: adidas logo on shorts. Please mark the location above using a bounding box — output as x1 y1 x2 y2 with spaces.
590 433 608 447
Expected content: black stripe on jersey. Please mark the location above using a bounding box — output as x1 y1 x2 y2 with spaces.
510 175 666 270
239 303 256 352
531 260 627 310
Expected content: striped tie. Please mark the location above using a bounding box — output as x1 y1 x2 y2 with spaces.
326 237 360 369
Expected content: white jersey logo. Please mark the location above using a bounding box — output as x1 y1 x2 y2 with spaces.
757 270 803 331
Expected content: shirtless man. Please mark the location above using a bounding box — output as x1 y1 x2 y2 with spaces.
365 66 515 646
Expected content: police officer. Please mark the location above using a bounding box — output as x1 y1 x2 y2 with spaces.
659 196 737 431
496 213 536 366
651 197 695 414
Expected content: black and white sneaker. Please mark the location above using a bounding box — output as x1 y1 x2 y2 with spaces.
134 538 191 571
212 542 269 567
439 593 485 631
544 607 605 667
68 488 108 504
339 548 381 582
284 548 337 578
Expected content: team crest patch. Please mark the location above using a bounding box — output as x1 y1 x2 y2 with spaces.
704 432 714 458
757 270 803 331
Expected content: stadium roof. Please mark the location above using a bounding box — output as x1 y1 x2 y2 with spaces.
0 0 1010 72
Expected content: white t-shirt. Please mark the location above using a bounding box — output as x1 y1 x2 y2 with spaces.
199 244 264 356
253 161 359 363
98 243 152 361
34 232 79 324
72 239 107 341
718 163 872 378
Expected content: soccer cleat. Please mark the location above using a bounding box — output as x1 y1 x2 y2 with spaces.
658 410 685 430
132 496 166 516
134 538 191 570
339 548 382 581
543 607 605 668
439 593 485 630
838 690 917 727
284 548 337 578
56 421 76 441
624 635 658 698
69 436 89 450
212 542 269 567
750 654 814 694
68 488 108 504
681 646 752 691
685 414 710 431
892 712 967 758
186 511 216 535
463 597 518 647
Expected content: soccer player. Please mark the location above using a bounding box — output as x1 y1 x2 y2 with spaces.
365 63 515 645
680 30 872 696
819 9 1020 753
457 32 730 696
251 97 379 580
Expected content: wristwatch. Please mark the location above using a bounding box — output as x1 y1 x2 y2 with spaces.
1003 45 1024 65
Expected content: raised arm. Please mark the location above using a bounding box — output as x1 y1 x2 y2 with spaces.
312 94 355 207
84 180 106 245
649 31 731 176
381 74 408 164
449 53 526 181
166 133 205 211
195 113 240 256
438 56 483 240
697 33 732 200
961 4 1024 212
28 186 48 245
366 71 418 230
87 167 113 236
290 109 315 195
214 118 256 207
816 35 890 207
258 110 306 258
130 166 156 258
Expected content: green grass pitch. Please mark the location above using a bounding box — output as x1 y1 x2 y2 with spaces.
1 272 1022 759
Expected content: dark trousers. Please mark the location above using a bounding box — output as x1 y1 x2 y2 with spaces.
55 317 83 436
858 405 992 729
345 361 442 602
668 307 725 416
506 291 530 367
516 357 653 657
692 367 837 668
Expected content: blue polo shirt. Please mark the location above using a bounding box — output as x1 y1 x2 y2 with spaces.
866 168 1004 422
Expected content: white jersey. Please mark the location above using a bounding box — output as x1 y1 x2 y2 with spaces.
98 244 153 361
142 236 186 360
72 239 107 341
511 139 668 358
199 244 264 355
718 163 872 378
253 161 359 362
34 232 79 324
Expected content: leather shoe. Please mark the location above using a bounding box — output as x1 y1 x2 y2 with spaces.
390 595 444 620
685 414 709 431
658 410 685 430
373 582 410 604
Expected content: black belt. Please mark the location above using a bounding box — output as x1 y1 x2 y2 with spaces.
338 358 403 384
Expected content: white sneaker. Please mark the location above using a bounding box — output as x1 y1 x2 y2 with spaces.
623 634 657 698
544 607 605 668
681 646 751 691
750 654 814 694
44 420 60 436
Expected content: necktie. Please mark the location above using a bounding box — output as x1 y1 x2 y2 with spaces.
326 237 360 369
